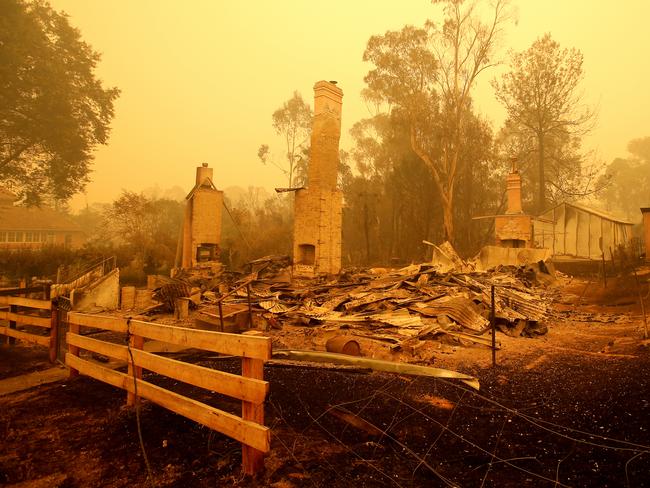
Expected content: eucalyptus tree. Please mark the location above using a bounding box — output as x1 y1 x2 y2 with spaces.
363 0 510 242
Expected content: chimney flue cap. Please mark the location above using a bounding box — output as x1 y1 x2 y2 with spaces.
202 163 208 168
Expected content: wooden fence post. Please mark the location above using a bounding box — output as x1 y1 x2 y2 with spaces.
49 301 58 363
126 333 144 406
68 319 80 379
241 356 265 475
8 304 17 346
174 297 189 320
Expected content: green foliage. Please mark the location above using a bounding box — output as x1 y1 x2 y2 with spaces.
599 137 650 220
361 0 510 242
0 246 76 281
363 25 436 112
0 0 119 204
221 187 292 268
0 242 118 281
343 112 440 265
342 104 497 264
72 202 110 241
101 191 184 276
351 2 504 257
258 91 312 188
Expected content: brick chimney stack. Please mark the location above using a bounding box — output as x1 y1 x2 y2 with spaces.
196 162 213 186
506 170 523 215
308 81 343 190
292 80 344 277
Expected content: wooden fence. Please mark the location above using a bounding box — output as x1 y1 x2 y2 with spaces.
0 295 57 362
65 312 271 475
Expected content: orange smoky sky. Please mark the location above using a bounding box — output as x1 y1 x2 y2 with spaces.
48 0 650 208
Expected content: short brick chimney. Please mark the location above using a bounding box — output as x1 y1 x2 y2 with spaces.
506 170 523 215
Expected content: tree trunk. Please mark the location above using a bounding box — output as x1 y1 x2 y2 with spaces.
538 133 546 214
409 126 455 244
363 201 370 265
442 192 454 244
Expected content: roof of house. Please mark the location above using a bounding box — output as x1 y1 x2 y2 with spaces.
540 202 634 225
0 205 83 232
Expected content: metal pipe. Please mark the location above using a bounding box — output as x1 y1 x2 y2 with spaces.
246 284 254 328
216 277 255 303
218 300 224 332
491 284 496 367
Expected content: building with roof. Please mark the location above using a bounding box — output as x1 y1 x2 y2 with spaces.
533 202 633 261
0 189 84 250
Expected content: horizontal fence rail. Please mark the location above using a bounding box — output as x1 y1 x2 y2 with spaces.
0 295 57 361
65 312 271 474
0 285 49 297
0 296 52 310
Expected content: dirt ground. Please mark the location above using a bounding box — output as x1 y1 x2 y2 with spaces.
0 344 51 381
1 275 650 487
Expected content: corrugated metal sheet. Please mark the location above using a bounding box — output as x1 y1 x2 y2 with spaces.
296 306 423 329
259 300 292 313
495 288 547 322
411 296 489 332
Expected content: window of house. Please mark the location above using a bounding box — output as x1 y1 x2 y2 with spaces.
25 232 33 242
0 232 5 242
8 231 16 242
47 232 55 243
15 231 23 242
41 232 47 242
65 234 72 248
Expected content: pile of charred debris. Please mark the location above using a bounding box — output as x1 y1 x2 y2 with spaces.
149 244 556 360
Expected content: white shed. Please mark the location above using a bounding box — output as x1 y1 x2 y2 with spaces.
533 202 633 260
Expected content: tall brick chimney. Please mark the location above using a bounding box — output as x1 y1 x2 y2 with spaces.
292 80 344 277
308 81 343 191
